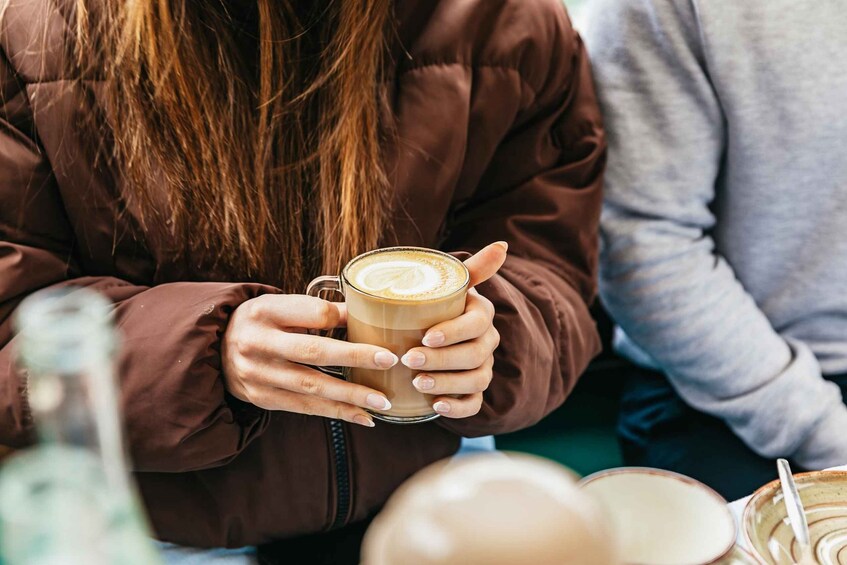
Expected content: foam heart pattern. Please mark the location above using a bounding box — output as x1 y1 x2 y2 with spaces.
362 263 429 294
356 261 440 297
346 250 467 301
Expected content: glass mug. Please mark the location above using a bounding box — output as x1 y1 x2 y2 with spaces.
306 247 470 423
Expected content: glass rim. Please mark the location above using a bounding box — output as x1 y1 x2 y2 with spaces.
341 246 470 304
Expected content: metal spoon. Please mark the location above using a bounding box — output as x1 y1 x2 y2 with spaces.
777 458 815 564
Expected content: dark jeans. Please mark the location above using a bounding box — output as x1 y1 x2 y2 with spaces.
619 364 847 501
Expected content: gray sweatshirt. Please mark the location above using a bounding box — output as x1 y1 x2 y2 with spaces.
583 0 847 470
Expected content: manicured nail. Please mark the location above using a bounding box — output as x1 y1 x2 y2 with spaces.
433 401 451 414
401 351 426 368
422 331 445 347
353 414 375 428
366 393 392 411
413 375 435 391
495 241 508 252
374 351 398 369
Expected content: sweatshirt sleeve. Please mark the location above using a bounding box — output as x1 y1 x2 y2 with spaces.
0 46 274 472
438 6 605 437
584 0 847 469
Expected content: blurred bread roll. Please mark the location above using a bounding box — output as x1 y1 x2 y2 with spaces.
361 452 621 565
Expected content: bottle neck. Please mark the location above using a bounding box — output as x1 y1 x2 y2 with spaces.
15 289 129 491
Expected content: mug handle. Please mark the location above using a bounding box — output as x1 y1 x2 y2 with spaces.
306 275 343 301
305 275 345 377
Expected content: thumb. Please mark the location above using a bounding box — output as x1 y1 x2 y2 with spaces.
464 241 508 287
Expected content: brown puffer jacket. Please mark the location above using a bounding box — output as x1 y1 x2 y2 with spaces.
0 0 605 548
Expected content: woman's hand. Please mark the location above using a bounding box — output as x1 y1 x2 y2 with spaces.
222 294 398 427
404 242 508 419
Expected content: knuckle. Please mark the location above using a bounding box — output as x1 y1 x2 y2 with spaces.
347 347 365 368
234 330 256 357
244 297 264 321
231 354 252 379
473 344 490 366
485 298 496 318
476 368 493 392
315 301 335 327
226 379 250 402
243 385 266 407
475 303 494 322
472 310 490 331
491 327 501 349
299 341 326 365
299 397 320 416
297 374 325 397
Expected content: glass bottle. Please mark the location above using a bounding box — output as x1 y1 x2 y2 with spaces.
0 288 162 564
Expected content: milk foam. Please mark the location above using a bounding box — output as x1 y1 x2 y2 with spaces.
347 251 466 300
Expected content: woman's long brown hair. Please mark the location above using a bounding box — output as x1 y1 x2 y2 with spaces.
75 0 392 290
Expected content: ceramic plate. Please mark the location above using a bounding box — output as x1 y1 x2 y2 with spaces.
743 470 847 564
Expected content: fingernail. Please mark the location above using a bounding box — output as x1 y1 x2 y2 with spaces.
374 351 398 369
422 331 445 347
353 414 375 428
495 241 508 252
366 393 392 410
433 401 451 414
401 351 426 368
413 375 435 391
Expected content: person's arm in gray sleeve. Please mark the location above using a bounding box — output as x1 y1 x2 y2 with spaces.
583 0 847 470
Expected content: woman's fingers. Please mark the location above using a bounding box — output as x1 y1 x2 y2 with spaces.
422 290 494 348
247 294 345 330
402 327 500 371
261 332 398 370
222 269 506 425
246 384 377 427
464 241 508 288
431 392 485 419
412 357 494 395
334 302 348 327
244 362 392 413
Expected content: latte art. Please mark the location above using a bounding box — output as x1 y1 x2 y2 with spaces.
357 261 438 296
346 250 467 301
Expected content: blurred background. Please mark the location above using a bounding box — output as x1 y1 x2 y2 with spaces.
566 0 589 31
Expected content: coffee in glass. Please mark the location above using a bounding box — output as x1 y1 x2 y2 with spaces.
307 247 469 423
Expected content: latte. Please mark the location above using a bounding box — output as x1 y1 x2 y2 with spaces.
345 249 467 301
341 248 469 423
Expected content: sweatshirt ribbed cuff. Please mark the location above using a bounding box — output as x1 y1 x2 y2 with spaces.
790 403 847 471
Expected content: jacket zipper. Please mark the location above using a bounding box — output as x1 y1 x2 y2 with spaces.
328 418 351 530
